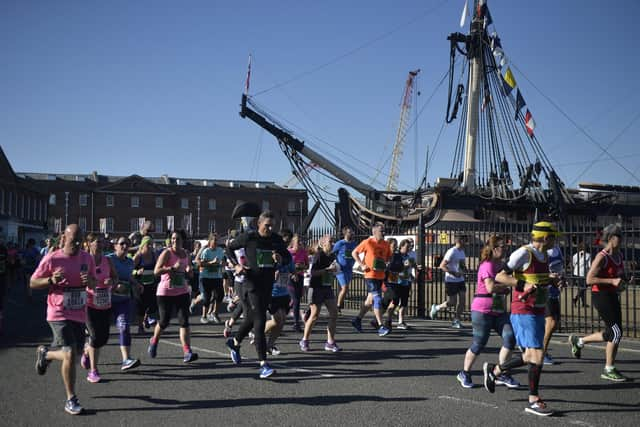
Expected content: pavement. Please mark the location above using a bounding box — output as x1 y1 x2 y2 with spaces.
1 285 639 427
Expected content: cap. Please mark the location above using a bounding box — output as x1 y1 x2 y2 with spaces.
531 221 560 239
231 201 261 219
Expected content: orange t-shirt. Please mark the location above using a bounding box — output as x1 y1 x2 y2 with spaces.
354 237 391 280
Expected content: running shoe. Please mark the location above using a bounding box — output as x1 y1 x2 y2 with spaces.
223 320 232 338
121 358 141 371
483 362 496 393
495 374 520 388
429 304 439 320
524 399 553 416
267 346 281 356
351 317 363 333
143 318 151 329
147 317 157 327
601 368 627 382
148 340 158 358
226 338 241 364
80 352 90 370
324 342 341 352
183 351 199 363
299 339 310 352
211 314 221 324
568 335 582 359
64 395 83 415
259 363 275 379
223 295 231 303
227 301 236 313
451 320 462 329
543 354 555 365
396 322 408 330
35 345 49 375
249 331 255 345
200 317 208 324
378 326 390 337
456 371 473 388
87 370 101 383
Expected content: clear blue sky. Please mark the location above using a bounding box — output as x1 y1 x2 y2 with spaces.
2 0 639 201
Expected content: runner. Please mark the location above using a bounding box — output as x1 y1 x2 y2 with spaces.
299 235 341 352
456 235 519 389
148 229 199 363
80 233 117 383
542 244 565 365
288 234 309 332
133 236 159 334
571 242 591 308
107 237 142 371
395 239 416 329
382 238 403 332
198 232 225 324
225 209 291 379
430 234 467 328
483 221 560 417
351 222 392 336
332 225 357 312
568 224 633 382
30 224 96 415
188 240 203 315
265 229 294 355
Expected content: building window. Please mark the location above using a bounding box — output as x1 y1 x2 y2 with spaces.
155 217 164 233
208 219 216 233
78 216 87 231
106 194 114 207
262 200 270 211
131 196 140 208
181 198 189 209
49 193 56 206
106 217 114 233
288 200 297 213
79 193 88 207
155 197 163 208
208 198 216 210
130 218 139 232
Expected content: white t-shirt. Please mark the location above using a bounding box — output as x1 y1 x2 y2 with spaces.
507 244 546 272
443 246 465 283
572 251 591 277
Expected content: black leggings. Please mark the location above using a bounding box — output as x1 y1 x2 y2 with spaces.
136 283 158 317
231 282 245 321
86 307 111 348
236 286 271 361
201 278 224 309
157 293 191 329
592 291 623 344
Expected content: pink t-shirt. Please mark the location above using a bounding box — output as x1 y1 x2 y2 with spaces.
32 249 96 323
86 255 113 310
156 249 190 297
289 248 309 276
470 260 509 315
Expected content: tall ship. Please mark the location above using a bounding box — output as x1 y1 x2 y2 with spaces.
239 1 640 233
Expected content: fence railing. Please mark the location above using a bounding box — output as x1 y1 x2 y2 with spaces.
308 218 640 339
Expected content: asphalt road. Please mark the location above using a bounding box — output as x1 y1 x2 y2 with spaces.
1 284 638 427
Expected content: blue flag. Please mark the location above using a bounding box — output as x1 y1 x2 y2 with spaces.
515 89 526 120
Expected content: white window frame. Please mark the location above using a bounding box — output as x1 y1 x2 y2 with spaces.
181 198 189 209
208 198 216 210
106 194 114 207
79 193 88 207
131 196 140 208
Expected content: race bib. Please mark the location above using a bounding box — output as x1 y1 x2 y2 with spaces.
169 272 186 288
63 289 87 310
94 288 111 308
140 270 155 285
373 258 386 271
387 272 400 284
491 294 506 313
344 252 353 260
322 271 334 287
256 250 274 268
534 287 548 307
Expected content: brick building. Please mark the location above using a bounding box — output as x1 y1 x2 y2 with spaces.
1 146 308 243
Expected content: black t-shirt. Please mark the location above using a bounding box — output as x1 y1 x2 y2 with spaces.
310 250 336 288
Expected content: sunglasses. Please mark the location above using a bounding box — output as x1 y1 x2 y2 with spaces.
117 242 129 246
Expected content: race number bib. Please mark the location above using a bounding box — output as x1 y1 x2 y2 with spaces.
491 294 506 313
140 270 155 285
322 271 334 287
169 272 186 288
256 250 274 268
94 288 111 308
343 252 353 260
63 289 87 310
373 258 386 271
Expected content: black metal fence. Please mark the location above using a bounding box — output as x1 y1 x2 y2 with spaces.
307 218 640 339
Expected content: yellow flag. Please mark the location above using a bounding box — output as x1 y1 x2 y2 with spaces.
504 67 517 88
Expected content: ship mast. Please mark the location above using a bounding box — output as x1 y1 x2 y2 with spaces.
461 13 483 192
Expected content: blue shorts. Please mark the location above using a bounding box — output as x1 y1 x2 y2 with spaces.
365 279 383 296
510 313 545 349
336 269 353 287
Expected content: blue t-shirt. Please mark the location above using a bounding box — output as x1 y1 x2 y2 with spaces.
547 246 563 299
272 259 294 297
199 247 225 279
332 239 357 269
108 254 135 300
399 253 416 286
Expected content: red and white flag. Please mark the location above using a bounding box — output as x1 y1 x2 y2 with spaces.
525 109 536 137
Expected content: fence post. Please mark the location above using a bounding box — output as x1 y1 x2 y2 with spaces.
417 212 426 317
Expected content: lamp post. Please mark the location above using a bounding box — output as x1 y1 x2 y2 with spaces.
196 196 201 237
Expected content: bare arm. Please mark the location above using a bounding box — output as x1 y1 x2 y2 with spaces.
154 249 172 276
586 252 622 287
